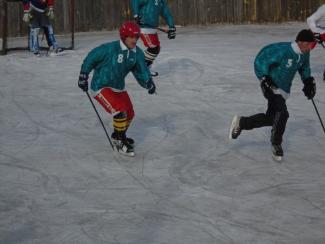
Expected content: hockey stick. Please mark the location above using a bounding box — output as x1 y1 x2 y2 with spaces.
86 91 115 150
311 98 325 134
157 25 182 33
157 27 168 33
321 42 325 49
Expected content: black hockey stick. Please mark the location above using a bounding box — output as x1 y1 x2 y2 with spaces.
157 25 181 34
311 98 325 134
157 27 168 33
320 42 325 49
86 91 115 150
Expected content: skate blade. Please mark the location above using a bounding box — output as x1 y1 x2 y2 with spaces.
151 72 159 77
229 115 239 140
272 154 282 162
113 144 135 157
118 150 135 157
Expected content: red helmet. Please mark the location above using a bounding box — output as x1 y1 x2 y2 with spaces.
119 21 141 41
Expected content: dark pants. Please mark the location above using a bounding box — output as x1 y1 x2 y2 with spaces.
30 9 50 28
240 94 289 145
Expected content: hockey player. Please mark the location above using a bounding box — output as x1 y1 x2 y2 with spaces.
307 4 325 81
131 0 176 76
229 29 316 161
22 0 62 56
77 21 156 157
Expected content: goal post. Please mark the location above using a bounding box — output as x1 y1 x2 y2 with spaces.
0 0 75 55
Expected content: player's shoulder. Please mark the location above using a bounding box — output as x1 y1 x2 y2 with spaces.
96 40 119 51
262 42 291 52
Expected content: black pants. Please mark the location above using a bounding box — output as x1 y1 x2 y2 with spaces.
240 94 289 145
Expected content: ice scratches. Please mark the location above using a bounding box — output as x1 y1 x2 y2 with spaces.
157 57 205 83
302 196 325 213
10 88 85 140
248 181 300 195
272 202 325 224
0 152 73 199
223 217 294 240
0 153 50 191
106 114 171 200
9 97 41 151
314 98 325 105
80 220 119 244
163 203 236 243
6 57 35 82
0 88 4 98
74 208 123 243
108 149 162 203
247 180 318 196
5 62 86 140
58 229 95 244
230 141 270 162
140 114 170 176
141 210 234 244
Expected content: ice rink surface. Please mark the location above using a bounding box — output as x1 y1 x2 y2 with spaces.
1 23 325 244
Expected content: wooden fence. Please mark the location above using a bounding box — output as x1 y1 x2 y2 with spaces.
1 0 325 37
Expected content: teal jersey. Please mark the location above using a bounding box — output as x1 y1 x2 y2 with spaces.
254 42 311 94
81 40 151 92
131 0 175 29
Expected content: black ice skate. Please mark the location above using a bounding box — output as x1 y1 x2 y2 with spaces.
111 132 134 148
111 132 135 157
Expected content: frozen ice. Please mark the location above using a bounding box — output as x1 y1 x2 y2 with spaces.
1 23 325 244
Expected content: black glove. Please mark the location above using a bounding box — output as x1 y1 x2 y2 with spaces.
134 15 143 26
260 75 277 99
147 79 156 95
78 72 89 92
302 77 316 100
314 33 323 44
168 27 176 39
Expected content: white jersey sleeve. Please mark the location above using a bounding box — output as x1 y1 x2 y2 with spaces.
307 4 325 34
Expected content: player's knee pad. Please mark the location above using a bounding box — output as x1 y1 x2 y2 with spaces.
113 112 128 132
148 46 160 55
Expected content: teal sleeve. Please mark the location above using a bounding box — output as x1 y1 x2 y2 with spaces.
254 46 284 80
132 50 151 89
81 44 107 74
161 0 175 28
131 0 147 17
131 0 140 17
298 54 311 81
